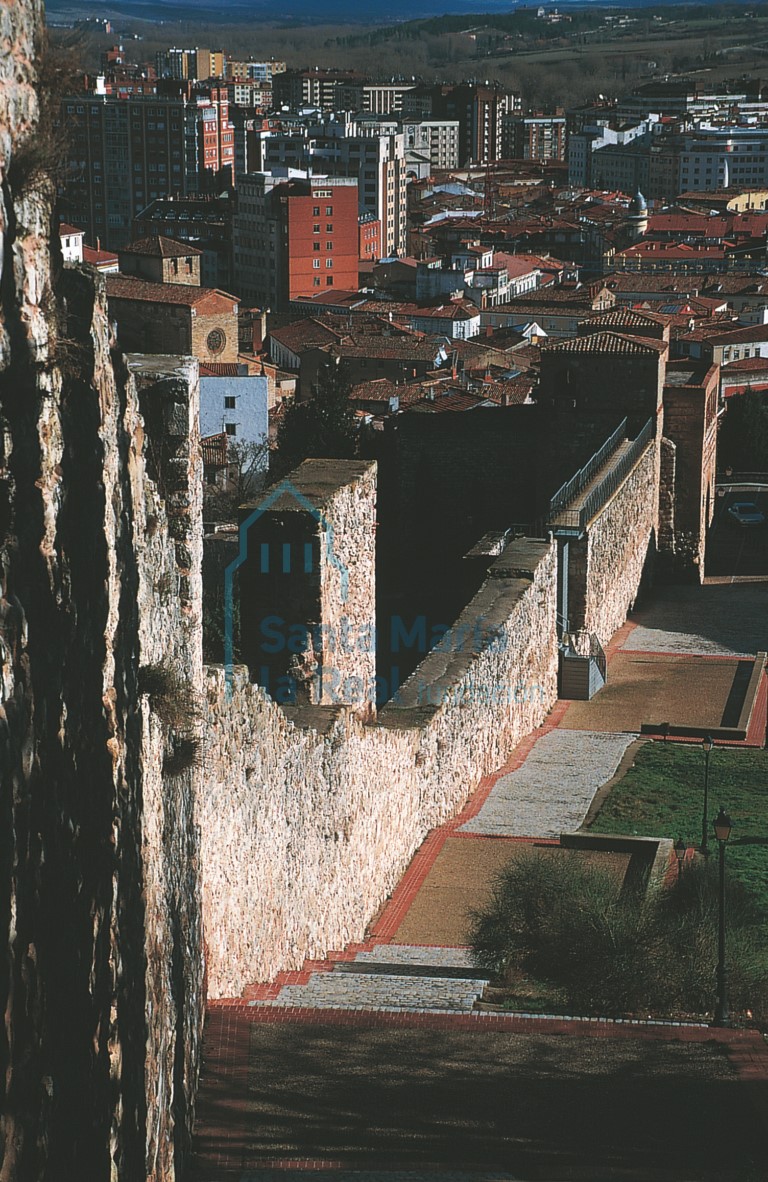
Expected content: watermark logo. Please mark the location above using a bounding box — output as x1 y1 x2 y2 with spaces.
222 480 546 710
223 478 348 701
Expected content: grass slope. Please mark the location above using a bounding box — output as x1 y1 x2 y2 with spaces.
591 741 768 908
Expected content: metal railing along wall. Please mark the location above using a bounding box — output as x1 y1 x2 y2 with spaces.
550 418 655 534
548 417 628 520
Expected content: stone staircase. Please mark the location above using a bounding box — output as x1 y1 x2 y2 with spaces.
249 945 490 1013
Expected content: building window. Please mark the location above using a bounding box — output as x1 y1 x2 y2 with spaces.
326 241 333 250
313 206 320 215
326 277 334 286
326 223 333 231
225 423 237 436
313 223 320 233
313 242 320 251
326 258 333 268
325 206 333 216
224 396 236 409
313 277 321 286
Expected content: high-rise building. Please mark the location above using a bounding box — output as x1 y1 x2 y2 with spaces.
156 47 225 81
678 125 768 193
402 83 519 165
272 69 361 110
501 112 566 161
226 59 287 83
61 89 235 249
233 172 359 309
244 120 407 256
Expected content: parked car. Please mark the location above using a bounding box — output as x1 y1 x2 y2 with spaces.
727 501 766 527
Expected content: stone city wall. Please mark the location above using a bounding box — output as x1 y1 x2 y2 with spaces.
578 442 659 644
1 143 205 1179
200 538 558 998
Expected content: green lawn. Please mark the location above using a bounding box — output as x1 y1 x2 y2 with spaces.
591 741 768 909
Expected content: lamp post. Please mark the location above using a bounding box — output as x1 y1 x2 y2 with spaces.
712 806 732 1028
674 837 686 882
701 735 714 857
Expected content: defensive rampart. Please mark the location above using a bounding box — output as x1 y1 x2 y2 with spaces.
200 535 558 998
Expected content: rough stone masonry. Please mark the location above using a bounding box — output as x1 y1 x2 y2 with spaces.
0 6 205 1177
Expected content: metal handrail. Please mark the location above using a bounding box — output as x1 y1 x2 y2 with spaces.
550 418 655 534
549 418 627 519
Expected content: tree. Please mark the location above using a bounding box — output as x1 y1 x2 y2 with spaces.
274 360 357 478
203 438 269 523
718 388 768 474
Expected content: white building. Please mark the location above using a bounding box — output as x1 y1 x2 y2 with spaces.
678 124 768 193
199 373 269 451
59 223 84 263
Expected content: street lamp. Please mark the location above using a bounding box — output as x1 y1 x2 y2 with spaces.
701 735 714 857
712 806 732 1028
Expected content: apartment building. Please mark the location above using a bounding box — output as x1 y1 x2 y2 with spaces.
156 48 225 81
678 125 768 194
335 81 416 116
568 116 661 189
403 83 520 165
501 113 566 162
346 114 460 175
245 120 407 256
272 69 361 110
226 60 286 83
62 89 235 248
233 172 359 309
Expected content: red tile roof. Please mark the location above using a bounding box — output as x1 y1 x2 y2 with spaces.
695 323 768 347
106 275 238 311
268 318 344 356
121 235 202 258
83 244 119 268
199 362 242 377
545 331 667 356
580 307 669 330
201 433 228 467
720 356 768 374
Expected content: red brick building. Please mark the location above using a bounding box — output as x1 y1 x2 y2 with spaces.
234 176 360 310
358 213 381 262
282 180 359 302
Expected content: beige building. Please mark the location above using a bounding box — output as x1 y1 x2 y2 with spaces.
106 275 239 363
118 236 202 287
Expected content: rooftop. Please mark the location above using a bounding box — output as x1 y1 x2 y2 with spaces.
545 331 667 357
120 234 203 258
106 275 238 310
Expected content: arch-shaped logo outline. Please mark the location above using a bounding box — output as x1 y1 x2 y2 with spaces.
223 478 349 699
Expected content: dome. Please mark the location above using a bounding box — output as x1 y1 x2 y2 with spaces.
630 190 648 214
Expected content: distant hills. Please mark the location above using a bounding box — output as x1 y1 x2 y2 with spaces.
46 0 752 26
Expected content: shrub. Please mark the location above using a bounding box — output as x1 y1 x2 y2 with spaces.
137 663 202 733
163 736 203 778
470 849 768 1021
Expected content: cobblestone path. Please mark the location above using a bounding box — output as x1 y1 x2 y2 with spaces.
460 729 637 838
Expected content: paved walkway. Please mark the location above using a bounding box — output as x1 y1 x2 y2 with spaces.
193 583 768 1180
460 729 637 837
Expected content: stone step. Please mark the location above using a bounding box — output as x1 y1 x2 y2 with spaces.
251 970 489 1012
353 944 476 969
334 961 484 980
